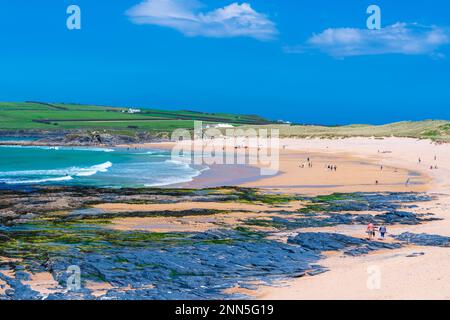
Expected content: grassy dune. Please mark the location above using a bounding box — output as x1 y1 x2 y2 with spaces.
242 120 450 142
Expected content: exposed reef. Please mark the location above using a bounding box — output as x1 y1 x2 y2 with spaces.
0 187 443 300
392 232 450 247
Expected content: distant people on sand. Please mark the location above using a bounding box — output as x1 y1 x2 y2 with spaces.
379 225 387 239
367 223 375 239
365 224 387 240
299 158 314 169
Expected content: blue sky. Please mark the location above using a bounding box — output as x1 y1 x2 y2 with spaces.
0 0 449 124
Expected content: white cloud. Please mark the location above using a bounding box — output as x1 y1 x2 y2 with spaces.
285 23 450 58
126 0 277 40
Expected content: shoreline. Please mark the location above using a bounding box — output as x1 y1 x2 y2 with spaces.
137 139 431 195
0 136 440 195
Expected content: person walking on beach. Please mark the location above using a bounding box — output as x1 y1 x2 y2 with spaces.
379 225 387 239
367 223 375 239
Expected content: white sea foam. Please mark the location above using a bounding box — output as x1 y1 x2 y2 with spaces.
164 159 192 169
0 161 113 178
133 150 168 156
143 162 209 187
1 175 74 185
0 145 208 187
71 147 115 153
74 161 113 176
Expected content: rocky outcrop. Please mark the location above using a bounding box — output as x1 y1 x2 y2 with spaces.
0 187 444 300
288 232 401 256
0 129 169 147
392 232 450 247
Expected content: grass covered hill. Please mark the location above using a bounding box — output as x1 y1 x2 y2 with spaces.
0 101 271 132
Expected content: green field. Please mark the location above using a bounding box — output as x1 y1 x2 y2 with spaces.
0 102 270 131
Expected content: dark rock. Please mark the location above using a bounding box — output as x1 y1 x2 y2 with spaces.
392 232 450 247
406 252 425 258
288 232 402 256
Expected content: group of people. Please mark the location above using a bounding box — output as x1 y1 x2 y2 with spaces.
327 164 337 171
299 157 313 168
297 157 338 171
418 156 439 170
366 223 387 240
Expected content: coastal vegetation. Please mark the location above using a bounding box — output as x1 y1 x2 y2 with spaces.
241 120 450 142
1 102 449 142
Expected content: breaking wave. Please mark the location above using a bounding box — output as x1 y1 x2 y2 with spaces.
0 162 112 185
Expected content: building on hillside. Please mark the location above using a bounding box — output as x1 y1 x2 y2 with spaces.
276 120 291 124
126 108 141 114
204 123 234 129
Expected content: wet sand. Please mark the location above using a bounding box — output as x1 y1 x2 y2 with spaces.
97 200 304 233
135 138 430 194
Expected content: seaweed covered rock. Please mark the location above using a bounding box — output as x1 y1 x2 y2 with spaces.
288 232 401 256
307 192 432 213
392 232 450 247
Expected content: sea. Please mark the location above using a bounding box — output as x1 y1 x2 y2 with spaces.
0 144 207 187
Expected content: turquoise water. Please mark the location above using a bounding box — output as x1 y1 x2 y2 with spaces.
0 145 206 187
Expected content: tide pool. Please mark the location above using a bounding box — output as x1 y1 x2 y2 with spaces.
0 145 206 187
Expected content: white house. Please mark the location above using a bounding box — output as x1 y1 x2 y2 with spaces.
127 108 141 114
277 120 291 124
205 123 234 129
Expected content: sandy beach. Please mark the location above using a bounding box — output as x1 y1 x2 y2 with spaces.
139 137 450 299
250 138 450 300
